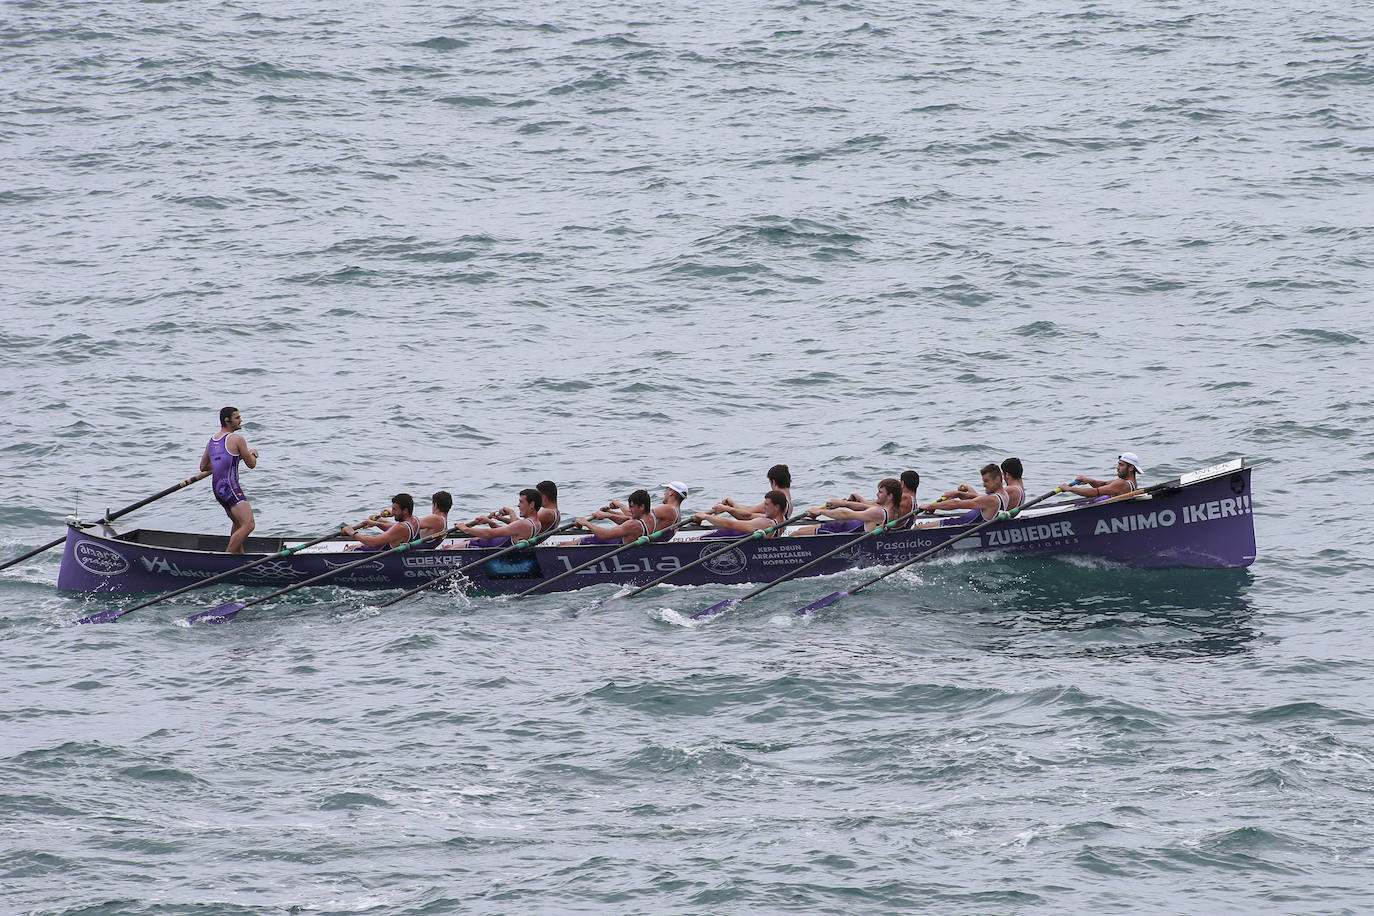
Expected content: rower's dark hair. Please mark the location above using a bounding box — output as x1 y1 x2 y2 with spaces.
536 480 558 503
768 464 791 488
764 489 788 512
393 493 414 513
1001 457 1023 478
432 491 452 513
628 489 651 511
900 470 920 493
520 488 543 509
219 406 237 425
980 463 1002 478
879 477 902 506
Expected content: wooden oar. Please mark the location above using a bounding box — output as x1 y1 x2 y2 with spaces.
597 508 821 606
690 508 918 619
374 519 583 608
789 483 1072 616
186 522 466 624
512 517 695 599
0 470 210 573
73 509 394 625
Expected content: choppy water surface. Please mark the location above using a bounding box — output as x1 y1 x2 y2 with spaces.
3 0 1372 912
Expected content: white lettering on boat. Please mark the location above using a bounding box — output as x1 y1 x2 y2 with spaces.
549 555 684 575
74 542 130 576
983 521 1076 547
1093 495 1251 535
1179 458 1244 486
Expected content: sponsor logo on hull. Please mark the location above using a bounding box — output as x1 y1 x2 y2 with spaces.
75 541 130 576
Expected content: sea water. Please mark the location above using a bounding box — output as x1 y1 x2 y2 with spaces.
2 1 1372 912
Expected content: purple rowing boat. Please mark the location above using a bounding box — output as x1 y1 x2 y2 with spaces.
57 459 1258 597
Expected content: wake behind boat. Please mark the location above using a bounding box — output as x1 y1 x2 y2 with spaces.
57 459 1258 597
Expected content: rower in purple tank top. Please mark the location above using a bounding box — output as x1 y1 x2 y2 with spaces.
453 488 543 548
914 462 1012 528
572 489 656 545
199 406 260 553
693 490 790 539
1060 452 1142 502
536 480 561 535
1000 457 1025 511
343 493 422 550
649 481 688 542
792 478 902 536
704 463 794 539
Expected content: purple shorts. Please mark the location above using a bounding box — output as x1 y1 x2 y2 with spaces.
467 536 512 548
940 508 985 527
817 519 864 535
578 535 620 546
215 488 246 512
700 528 744 539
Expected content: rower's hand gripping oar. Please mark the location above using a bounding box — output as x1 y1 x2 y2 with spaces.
790 483 1075 616
590 508 822 609
691 506 920 620
187 521 467 624
374 519 584 609
72 509 393 625
1 470 211 573
512 517 696 599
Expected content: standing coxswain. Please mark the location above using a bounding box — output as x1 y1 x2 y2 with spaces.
201 406 259 554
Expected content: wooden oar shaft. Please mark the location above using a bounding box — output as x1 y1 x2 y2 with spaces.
0 470 211 573
375 519 583 608
619 509 817 600
514 518 693 598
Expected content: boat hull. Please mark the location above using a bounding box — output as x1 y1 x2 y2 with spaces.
57 463 1257 596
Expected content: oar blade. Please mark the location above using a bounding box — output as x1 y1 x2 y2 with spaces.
794 590 849 616
691 597 740 620
73 608 126 626
186 603 245 625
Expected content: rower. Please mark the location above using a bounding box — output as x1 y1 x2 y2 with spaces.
1001 458 1025 510
1062 452 1141 501
344 493 420 551
915 463 1011 528
793 478 902 536
536 480 561 534
719 463 794 518
355 490 451 544
573 489 656 545
704 464 794 538
651 481 688 541
693 490 788 538
453 489 542 548
846 469 920 528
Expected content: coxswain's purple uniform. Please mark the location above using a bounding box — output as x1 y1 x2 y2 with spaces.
207 432 246 511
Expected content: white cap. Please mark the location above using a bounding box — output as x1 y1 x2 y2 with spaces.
1119 452 1143 473
660 480 689 497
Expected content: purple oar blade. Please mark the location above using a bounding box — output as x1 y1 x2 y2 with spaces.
794 590 849 616
186 602 245 625
691 597 740 620
74 608 126 625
